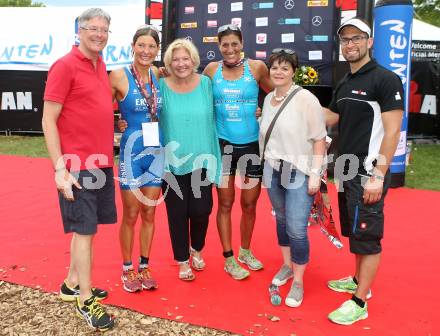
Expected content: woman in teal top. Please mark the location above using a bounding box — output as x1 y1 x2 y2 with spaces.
160 38 221 281
203 24 272 280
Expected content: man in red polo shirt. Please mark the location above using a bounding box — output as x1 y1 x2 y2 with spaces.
42 8 116 331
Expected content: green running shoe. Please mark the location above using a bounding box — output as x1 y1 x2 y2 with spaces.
76 296 115 331
238 247 263 271
224 256 250 280
328 299 368 325
60 280 108 302
327 276 372 299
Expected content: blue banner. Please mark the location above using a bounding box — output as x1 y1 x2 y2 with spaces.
373 3 413 175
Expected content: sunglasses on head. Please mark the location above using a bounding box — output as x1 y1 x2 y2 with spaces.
136 24 159 33
272 48 296 55
218 24 241 34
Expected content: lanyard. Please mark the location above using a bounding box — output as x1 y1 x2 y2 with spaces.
129 64 158 122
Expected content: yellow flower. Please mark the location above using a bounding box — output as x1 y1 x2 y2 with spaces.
294 65 319 85
308 68 317 79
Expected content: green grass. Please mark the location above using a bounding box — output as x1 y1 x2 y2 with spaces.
1 135 439 191
0 135 120 163
0 135 48 157
405 144 440 191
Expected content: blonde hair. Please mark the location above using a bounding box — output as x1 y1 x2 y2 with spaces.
163 38 200 72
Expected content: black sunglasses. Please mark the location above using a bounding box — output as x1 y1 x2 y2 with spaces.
272 48 296 55
218 24 241 34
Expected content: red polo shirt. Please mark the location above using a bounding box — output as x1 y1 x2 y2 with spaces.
44 46 114 171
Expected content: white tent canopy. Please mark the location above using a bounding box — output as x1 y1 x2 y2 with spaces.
412 18 440 41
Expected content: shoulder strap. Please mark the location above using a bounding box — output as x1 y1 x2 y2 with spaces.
243 59 250 72
123 66 132 82
261 86 303 162
213 62 222 78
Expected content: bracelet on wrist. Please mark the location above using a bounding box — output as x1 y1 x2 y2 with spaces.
371 174 384 181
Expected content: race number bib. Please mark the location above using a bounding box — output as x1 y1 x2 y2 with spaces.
142 122 160 147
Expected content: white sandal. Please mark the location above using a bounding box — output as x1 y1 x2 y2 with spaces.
178 261 195 281
190 247 205 271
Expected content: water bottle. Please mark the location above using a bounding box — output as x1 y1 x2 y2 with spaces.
269 284 282 306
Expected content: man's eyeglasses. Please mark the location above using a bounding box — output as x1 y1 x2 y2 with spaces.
272 48 296 55
339 35 367 46
80 26 111 34
218 24 241 34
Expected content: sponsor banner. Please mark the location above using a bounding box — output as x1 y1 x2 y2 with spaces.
411 40 440 62
150 0 163 19
203 36 218 43
307 1 329 7
208 3 218 14
408 61 439 137
231 17 242 27
278 18 301 25
256 33 268 44
256 17 269 27
336 0 357 11
231 2 243 12
174 0 336 85
185 6 195 14
373 3 413 175
0 6 145 71
255 51 267 59
207 20 218 28
0 71 46 131
181 22 198 28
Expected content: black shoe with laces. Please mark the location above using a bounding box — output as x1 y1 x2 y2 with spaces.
60 280 108 302
76 296 115 331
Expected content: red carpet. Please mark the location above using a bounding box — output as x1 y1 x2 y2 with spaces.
0 155 439 335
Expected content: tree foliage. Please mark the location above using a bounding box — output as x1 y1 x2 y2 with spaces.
413 0 440 27
0 0 45 6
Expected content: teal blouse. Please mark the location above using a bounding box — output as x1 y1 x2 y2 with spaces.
159 75 221 185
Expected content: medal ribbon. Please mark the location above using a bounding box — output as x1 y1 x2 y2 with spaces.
129 64 158 122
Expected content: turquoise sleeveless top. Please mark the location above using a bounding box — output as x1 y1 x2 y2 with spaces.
159 75 221 185
212 60 259 144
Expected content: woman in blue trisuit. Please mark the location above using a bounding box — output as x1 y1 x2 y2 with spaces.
109 26 163 293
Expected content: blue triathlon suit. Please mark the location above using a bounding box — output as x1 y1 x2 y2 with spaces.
118 67 164 189
212 60 262 178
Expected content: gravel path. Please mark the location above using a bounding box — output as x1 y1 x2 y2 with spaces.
0 281 237 336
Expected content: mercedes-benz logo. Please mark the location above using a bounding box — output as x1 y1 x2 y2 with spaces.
207 50 215 60
185 36 193 41
312 16 323 26
284 0 295 10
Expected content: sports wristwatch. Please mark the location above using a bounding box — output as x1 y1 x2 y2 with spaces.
310 168 323 176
